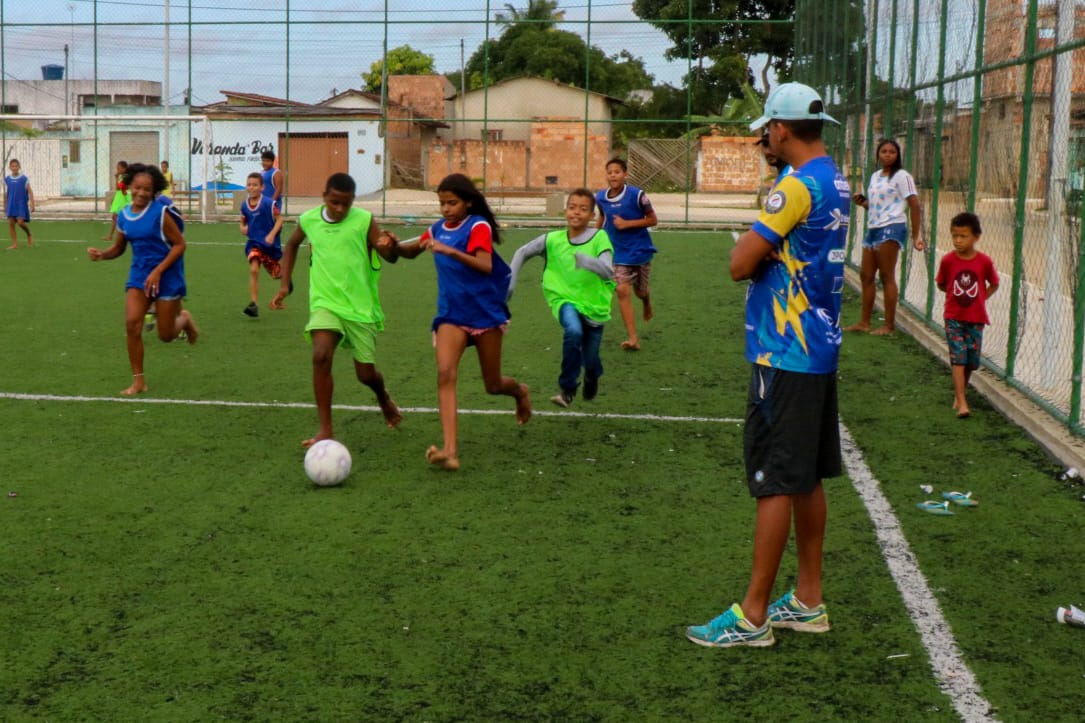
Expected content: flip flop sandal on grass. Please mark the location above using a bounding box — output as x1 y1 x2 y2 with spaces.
941 491 979 507
916 500 954 515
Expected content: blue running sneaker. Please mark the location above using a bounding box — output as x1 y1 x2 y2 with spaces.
685 603 775 648
766 589 830 633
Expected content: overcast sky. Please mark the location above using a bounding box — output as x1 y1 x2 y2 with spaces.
6 1 694 106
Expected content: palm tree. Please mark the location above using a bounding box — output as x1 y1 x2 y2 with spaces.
495 0 564 30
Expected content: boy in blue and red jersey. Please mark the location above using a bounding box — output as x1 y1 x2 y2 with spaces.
239 172 285 317
595 157 658 351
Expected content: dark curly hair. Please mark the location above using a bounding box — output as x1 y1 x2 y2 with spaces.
122 163 168 195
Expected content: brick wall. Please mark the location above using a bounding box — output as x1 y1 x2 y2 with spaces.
698 135 762 192
425 119 608 190
386 75 448 119
527 119 609 190
427 139 528 189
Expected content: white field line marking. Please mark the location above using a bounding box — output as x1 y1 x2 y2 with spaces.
0 391 741 424
840 423 997 723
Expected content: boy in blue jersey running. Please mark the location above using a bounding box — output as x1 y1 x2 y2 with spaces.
239 171 285 317
595 158 657 351
508 188 615 407
686 83 849 649
271 173 402 447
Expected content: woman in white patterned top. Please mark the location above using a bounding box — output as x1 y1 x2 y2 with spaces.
845 139 925 335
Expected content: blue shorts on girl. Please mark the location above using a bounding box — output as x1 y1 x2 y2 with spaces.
862 222 907 249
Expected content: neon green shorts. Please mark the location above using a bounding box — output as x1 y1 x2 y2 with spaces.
304 307 380 363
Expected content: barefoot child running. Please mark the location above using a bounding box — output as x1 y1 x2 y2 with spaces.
935 212 999 419
4 159 34 249
508 188 615 407
396 173 531 470
271 172 402 446
595 157 658 351
87 163 199 396
240 172 285 317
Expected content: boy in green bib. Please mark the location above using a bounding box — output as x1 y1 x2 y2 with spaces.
509 188 615 407
271 173 404 446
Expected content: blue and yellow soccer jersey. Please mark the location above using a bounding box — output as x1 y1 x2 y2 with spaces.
744 156 850 374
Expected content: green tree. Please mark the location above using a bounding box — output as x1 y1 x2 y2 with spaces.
363 45 436 94
631 0 795 115
460 3 653 99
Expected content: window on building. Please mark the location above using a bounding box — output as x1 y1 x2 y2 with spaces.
483 129 504 142
69 140 81 163
0 104 17 114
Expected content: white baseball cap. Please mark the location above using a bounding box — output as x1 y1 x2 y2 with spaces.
749 82 839 131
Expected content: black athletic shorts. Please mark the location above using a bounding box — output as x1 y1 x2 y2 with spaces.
743 365 842 497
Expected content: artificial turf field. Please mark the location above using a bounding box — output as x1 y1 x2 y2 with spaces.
2 220 1084 721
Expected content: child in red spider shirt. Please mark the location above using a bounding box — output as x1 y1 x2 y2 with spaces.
935 212 999 419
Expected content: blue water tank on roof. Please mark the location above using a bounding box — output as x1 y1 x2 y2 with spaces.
41 64 64 80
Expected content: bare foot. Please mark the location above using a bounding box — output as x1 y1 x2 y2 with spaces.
26 235 32 247
643 299 654 321
180 310 199 344
843 323 869 332
379 396 403 428
515 383 532 425
6 244 17 250
120 377 148 396
620 339 640 351
302 432 334 448
426 445 460 470
956 409 971 419
870 326 895 336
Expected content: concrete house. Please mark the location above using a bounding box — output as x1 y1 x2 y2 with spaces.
427 76 622 191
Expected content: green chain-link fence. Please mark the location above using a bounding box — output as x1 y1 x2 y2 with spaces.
0 2 787 227
797 0 1085 436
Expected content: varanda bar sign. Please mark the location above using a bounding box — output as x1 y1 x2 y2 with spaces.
190 138 275 160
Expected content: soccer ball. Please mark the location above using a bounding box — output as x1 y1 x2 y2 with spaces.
304 439 352 486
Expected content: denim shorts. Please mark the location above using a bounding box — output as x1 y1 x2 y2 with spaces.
862 222 908 249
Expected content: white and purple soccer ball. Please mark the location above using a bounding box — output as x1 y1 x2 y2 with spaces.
304 439 352 486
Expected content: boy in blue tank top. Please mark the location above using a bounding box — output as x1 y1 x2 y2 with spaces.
4 159 34 249
595 158 658 351
239 172 285 317
260 150 284 211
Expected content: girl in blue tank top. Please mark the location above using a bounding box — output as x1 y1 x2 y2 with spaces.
87 163 199 396
396 174 532 471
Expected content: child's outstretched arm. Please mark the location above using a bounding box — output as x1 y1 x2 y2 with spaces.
87 232 129 261
271 225 306 309
369 223 400 264
507 234 546 301
391 233 428 259
574 249 615 281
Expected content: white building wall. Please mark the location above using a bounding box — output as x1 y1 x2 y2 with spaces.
191 119 385 195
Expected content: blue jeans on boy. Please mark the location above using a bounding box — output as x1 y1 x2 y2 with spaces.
559 303 604 393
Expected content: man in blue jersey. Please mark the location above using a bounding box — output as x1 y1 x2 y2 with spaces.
686 83 850 648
